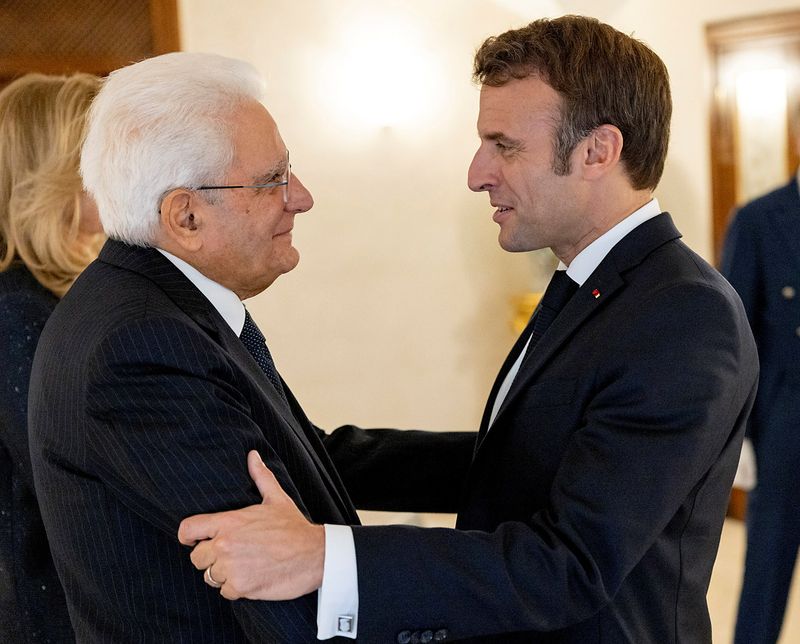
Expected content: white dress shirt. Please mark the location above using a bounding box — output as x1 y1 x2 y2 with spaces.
156 249 352 640
318 198 663 638
157 249 245 334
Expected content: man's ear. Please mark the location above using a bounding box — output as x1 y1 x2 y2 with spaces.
159 189 203 252
581 124 623 180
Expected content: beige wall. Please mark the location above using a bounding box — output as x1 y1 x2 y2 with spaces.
177 0 800 434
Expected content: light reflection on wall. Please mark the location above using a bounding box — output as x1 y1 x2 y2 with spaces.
317 9 446 130
735 67 788 203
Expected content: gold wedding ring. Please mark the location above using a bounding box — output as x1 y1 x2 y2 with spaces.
204 566 222 588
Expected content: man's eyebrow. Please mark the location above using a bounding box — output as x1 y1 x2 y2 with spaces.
252 158 287 184
483 131 521 146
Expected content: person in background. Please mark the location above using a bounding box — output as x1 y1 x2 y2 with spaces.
0 72 103 643
179 16 759 643
721 123 800 644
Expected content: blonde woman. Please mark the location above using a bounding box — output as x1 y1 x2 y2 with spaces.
0 73 102 641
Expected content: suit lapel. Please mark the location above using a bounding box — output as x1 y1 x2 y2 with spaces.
474 213 682 456
496 271 623 423
476 312 542 438
215 320 359 523
98 240 357 520
280 389 361 525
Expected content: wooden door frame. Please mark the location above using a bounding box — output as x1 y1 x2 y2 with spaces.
150 0 181 56
707 10 800 266
0 0 180 79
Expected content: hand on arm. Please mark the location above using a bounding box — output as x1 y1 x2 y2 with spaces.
178 450 325 601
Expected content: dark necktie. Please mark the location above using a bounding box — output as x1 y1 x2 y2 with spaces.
240 310 288 403
528 270 578 350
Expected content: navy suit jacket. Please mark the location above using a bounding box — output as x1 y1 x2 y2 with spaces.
27 240 473 643
353 214 759 643
720 178 800 485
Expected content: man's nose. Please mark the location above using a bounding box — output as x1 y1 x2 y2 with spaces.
287 174 314 213
467 148 494 193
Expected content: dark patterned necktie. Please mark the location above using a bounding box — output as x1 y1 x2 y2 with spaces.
528 270 578 350
240 310 288 403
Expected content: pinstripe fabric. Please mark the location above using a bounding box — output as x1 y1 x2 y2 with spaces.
28 240 358 643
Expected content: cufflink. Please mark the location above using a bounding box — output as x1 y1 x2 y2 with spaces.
337 615 354 634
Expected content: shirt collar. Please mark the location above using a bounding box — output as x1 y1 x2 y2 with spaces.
560 198 662 286
156 248 246 335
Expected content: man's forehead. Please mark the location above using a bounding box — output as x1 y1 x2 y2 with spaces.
229 101 286 170
477 79 560 134
230 99 280 139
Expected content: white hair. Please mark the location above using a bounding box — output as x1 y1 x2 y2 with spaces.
80 52 265 246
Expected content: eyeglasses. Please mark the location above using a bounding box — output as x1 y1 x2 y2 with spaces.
196 151 291 204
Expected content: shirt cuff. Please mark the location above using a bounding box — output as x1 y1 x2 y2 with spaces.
317 524 359 640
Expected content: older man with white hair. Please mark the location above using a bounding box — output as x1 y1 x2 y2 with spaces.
27 52 473 643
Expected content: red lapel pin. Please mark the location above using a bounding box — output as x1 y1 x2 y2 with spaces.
592 288 601 299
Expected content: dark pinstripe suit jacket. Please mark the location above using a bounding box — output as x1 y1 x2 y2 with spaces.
27 240 364 643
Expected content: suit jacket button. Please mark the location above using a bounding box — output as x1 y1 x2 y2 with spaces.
420 630 434 643
796 326 800 338
782 286 796 299
434 629 449 641
397 631 412 644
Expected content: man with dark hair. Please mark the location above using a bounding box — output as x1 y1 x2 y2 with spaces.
180 16 757 643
